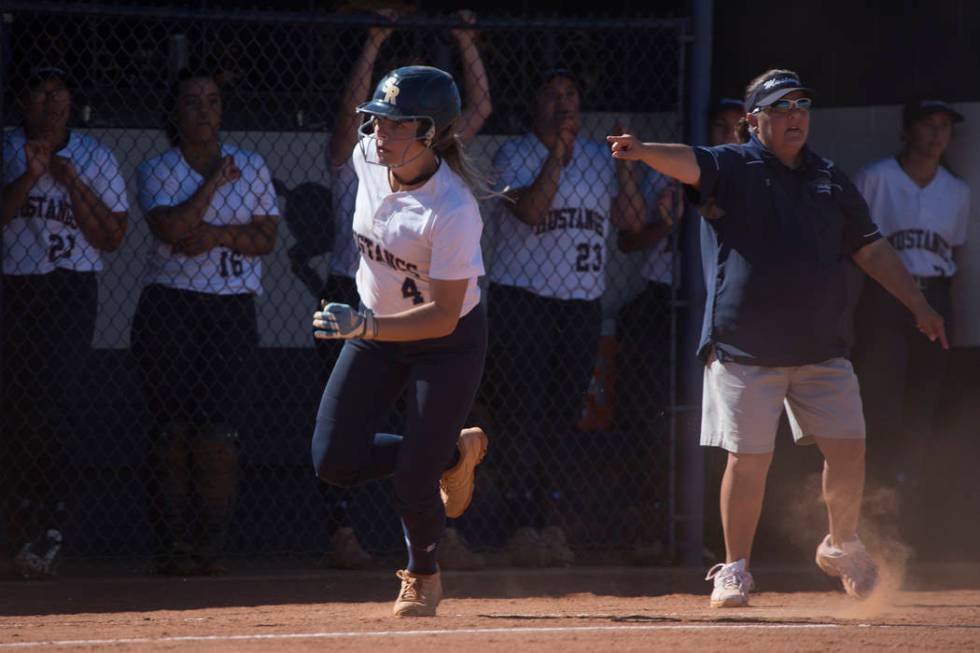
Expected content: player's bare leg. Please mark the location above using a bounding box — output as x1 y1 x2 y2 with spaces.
813 436 879 598
706 450 772 607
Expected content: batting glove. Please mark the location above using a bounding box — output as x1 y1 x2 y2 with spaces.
313 301 378 340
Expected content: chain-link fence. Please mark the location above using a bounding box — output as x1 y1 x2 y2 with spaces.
0 4 688 576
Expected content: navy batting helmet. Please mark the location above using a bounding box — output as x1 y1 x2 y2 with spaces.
356 66 461 146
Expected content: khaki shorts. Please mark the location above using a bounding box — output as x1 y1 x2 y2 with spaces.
700 351 866 454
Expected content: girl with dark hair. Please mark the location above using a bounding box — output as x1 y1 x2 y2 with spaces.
131 68 279 575
1 65 128 578
851 99 969 531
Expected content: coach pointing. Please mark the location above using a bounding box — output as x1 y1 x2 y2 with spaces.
607 69 946 608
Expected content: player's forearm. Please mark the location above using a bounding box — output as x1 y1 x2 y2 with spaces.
372 301 462 341
65 179 127 251
0 173 37 227
635 143 701 186
215 217 278 256
330 34 385 168
456 39 492 145
148 179 218 245
505 155 563 226
853 239 930 314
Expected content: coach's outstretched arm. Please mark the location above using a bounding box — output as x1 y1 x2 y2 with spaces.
606 134 701 187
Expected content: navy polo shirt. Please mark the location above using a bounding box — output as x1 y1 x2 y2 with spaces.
688 135 881 367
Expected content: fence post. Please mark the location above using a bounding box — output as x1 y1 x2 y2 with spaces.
675 0 713 567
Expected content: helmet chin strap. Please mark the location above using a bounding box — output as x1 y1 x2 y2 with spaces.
358 131 436 172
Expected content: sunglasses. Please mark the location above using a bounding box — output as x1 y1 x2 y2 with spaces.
757 97 813 114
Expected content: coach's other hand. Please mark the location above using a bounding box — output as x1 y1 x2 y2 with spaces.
313 301 378 340
914 303 949 350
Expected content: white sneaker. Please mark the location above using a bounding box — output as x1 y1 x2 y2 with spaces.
705 559 754 608
815 534 879 599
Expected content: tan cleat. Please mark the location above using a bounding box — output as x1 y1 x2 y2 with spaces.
392 569 442 617
440 427 488 518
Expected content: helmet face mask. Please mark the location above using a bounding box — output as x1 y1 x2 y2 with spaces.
354 65 461 169
356 114 437 169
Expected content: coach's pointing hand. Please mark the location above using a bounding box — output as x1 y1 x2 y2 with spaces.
607 134 644 161
313 301 378 340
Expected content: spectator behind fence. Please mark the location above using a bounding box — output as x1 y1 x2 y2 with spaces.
487 67 645 566
851 99 969 540
1 65 129 579
317 7 492 571
310 65 489 618
607 69 947 608
131 67 279 576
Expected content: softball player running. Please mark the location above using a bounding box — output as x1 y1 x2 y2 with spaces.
311 65 489 617
1 65 128 578
316 10 493 569
132 67 279 575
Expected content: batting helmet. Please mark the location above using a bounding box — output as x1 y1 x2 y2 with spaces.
356 66 461 146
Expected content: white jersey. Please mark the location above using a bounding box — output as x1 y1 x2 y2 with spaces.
638 168 676 286
2 128 128 275
490 133 618 300
350 140 484 318
136 144 279 295
854 157 969 278
328 146 360 278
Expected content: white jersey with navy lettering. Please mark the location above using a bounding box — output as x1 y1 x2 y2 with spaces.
854 157 969 278
2 128 128 275
328 144 360 278
136 144 279 295
350 140 484 318
490 133 618 300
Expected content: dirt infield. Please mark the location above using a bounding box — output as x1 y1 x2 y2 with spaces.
1 564 978 651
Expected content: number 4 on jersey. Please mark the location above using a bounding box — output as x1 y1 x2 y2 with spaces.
401 277 424 305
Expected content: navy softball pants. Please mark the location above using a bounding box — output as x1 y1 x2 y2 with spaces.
311 303 487 575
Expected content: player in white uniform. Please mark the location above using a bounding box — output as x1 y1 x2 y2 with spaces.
1 66 128 578
315 10 493 570
486 68 644 564
851 99 969 538
131 68 279 575
310 66 488 617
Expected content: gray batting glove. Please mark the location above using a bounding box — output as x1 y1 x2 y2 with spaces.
313 301 377 340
